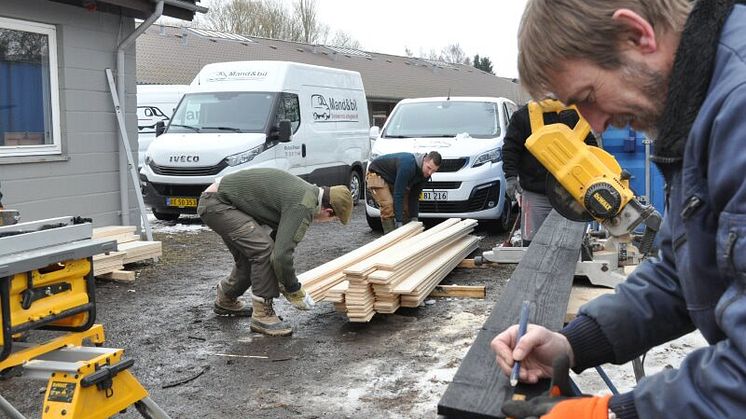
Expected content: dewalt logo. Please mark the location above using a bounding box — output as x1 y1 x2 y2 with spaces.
593 193 613 211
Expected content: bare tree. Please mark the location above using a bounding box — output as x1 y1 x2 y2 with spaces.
327 30 362 49
197 0 357 47
294 0 319 43
439 43 468 64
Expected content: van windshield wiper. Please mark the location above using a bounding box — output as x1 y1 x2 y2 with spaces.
170 124 200 132
420 134 456 138
384 135 412 138
202 126 243 132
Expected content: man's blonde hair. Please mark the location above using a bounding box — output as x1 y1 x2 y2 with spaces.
517 0 691 99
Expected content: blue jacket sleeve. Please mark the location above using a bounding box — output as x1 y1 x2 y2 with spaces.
393 156 415 222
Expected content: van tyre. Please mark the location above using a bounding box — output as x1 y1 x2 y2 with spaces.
348 169 363 205
495 194 517 232
153 210 180 221
366 212 383 232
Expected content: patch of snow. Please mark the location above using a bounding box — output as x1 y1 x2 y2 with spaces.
144 213 209 234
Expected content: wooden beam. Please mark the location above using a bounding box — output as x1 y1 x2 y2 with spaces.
438 211 586 418
456 259 498 269
429 285 486 299
565 285 615 323
97 270 136 283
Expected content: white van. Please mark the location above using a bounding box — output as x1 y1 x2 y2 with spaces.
140 61 370 221
366 96 518 231
136 84 188 168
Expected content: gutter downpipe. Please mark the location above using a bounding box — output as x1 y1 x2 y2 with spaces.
115 0 164 225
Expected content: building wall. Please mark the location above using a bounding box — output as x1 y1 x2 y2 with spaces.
1 0 139 227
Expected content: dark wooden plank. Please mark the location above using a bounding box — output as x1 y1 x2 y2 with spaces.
438 211 586 418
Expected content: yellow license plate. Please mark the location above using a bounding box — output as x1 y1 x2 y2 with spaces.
166 197 197 208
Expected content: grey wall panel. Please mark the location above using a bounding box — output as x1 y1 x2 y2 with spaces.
65 111 118 133
14 191 125 227
64 90 119 112
63 68 113 92
65 133 121 154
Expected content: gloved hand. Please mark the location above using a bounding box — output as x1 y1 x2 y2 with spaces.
282 286 315 310
506 177 523 199
502 355 611 419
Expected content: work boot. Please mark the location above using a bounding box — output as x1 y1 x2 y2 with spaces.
250 296 292 336
282 286 315 310
213 282 252 317
381 218 396 234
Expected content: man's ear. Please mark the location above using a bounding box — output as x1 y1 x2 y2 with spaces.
612 9 657 54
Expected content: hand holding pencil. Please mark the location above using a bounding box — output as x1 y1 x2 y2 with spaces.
490 305 576 385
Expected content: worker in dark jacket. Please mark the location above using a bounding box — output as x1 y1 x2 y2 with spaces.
198 168 353 336
502 100 597 245
493 0 746 418
366 151 441 233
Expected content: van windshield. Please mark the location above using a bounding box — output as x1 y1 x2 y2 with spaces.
168 91 277 133
383 101 500 139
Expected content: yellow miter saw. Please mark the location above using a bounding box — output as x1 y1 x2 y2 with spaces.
525 100 662 255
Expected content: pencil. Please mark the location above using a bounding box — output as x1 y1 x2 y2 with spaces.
510 300 531 387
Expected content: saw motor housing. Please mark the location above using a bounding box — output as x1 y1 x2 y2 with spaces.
524 101 660 245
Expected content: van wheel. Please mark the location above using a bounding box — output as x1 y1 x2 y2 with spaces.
495 195 516 232
348 169 363 205
366 212 383 232
153 210 180 221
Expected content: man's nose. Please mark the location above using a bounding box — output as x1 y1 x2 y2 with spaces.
577 105 608 133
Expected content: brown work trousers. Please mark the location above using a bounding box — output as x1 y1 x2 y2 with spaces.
197 192 280 299
366 172 409 221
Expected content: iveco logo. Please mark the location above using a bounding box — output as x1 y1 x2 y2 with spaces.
169 155 199 163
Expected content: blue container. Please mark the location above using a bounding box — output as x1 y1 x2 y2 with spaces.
601 126 666 216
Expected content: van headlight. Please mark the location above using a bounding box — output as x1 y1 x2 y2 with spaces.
226 144 265 166
472 148 502 167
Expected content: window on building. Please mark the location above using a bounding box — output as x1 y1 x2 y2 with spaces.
0 17 60 156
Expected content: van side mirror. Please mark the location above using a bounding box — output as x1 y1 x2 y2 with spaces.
155 121 166 137
271 119 292 142
369 126 380 141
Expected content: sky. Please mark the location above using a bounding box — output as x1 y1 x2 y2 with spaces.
314 0 528 78
195 0 528 79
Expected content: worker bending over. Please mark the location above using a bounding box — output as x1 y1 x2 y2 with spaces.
493 0 746 418
502 100 596 245
198 168 353 336
366 151 441 234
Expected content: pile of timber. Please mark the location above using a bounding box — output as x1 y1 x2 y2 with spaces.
91 226 162 282
299 218 480 323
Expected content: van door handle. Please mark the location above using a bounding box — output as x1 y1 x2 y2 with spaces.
302 144 306 157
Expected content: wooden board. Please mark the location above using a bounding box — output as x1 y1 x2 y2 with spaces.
97 270 136 283
429 285 486 299
438 210 586 418
565 285 615 323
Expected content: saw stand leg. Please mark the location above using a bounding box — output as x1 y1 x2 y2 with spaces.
135 397 172 419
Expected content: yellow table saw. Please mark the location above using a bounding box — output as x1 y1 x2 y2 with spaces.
0 215 170 419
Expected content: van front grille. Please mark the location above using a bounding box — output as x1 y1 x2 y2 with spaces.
437 158 468 172
150 183 210 197
149 161 228 176
424 181 462 190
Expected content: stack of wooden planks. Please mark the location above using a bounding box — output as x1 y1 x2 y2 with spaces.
92 226 162 282
299 218 480 322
